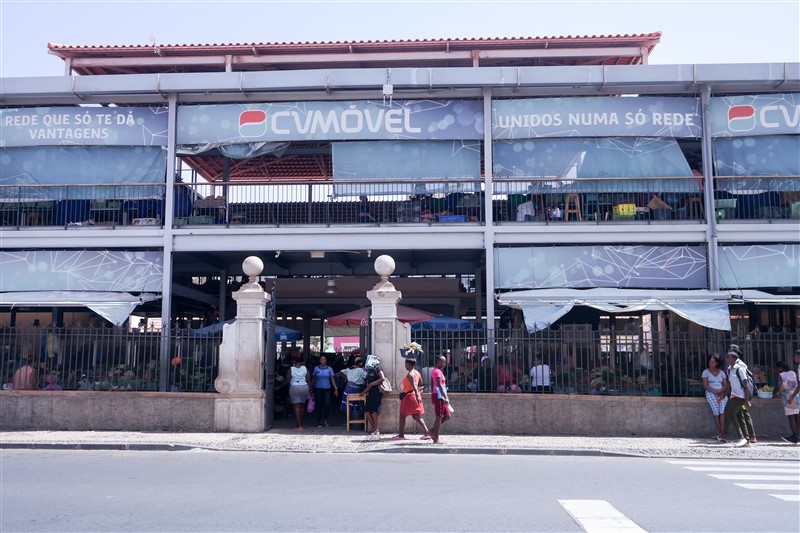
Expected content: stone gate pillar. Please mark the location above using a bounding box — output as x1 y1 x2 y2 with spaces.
366 255 408 391
214 256 268 432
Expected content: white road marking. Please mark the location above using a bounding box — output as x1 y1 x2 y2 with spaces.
684 466 799 473
735 483 800 490
769 494 800 502
710 474 799 481
558 499 647 533
668 460 800 503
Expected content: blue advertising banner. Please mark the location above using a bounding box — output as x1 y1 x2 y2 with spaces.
494 245 708 289
0 107 168 147
177 100 484 144
0 250 164 292
709 93 800 137
492 97 702 139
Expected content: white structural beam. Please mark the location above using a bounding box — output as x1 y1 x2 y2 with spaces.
1 63 797 106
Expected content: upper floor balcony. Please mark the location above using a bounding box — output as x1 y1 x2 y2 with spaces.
1 176 798 232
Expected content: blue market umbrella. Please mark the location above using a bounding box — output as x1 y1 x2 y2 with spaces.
410 314 485 331
190 320 301 342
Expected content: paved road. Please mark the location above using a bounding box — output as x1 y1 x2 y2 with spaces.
1 450 797 532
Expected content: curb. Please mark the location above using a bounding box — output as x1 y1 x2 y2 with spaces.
0 442 196 452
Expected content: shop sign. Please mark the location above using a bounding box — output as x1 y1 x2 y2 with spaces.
492 97 702 139
709 93 800 137
177 100 484 143
0 106 168 147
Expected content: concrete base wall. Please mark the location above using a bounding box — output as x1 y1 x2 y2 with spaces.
0 391 215 432
1 391 788 438
377 394 789 438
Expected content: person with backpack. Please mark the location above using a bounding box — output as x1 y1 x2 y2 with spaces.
721 351 756 447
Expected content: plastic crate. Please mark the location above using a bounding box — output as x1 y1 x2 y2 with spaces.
437 214 467 222
613 203 636 216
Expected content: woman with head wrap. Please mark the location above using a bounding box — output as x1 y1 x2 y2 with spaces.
362 355 387 435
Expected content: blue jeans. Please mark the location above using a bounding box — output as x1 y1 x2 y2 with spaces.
313 387 333 424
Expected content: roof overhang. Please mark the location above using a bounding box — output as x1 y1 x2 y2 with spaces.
1 63 797 106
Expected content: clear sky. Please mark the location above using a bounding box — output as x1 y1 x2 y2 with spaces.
0 0 798 78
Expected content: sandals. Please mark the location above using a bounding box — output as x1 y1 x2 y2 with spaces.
391 435 406 440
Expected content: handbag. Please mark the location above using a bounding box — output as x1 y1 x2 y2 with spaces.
379 379 392 393
306 393 315 413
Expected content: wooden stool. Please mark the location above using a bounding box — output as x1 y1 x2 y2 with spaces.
345 393 367 432
687 196 704 220
564 194 582 221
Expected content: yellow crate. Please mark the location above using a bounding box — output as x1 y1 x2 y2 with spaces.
613 203 636 216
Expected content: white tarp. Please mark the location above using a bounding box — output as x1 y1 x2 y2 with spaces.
498 288 734 332
0 291 160 326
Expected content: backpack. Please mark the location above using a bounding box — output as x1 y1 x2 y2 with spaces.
731 364 757 397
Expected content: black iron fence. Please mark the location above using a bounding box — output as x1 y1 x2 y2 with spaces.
411 325 799 397
0 326 219 393
3 323 797 397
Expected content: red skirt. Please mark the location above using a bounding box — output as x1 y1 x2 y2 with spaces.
400 392 425 416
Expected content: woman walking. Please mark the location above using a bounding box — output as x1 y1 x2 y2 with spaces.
701 354 728 441
310 355 338 427
430 355 451 444
393 358 430 441
281 354 310 430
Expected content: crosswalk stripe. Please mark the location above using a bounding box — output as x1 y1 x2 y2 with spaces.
558 500 647 533
667 460 800 467
735 483 800 490
710 474 799 480
684 466 799 473
769 494 800 502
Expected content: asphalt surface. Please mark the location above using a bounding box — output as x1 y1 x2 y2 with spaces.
2 428 800 459
1 451 798 532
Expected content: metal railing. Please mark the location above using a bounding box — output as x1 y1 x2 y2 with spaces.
0 326 219 392
2 177 797 229
411 324 799 397
0 184 167 228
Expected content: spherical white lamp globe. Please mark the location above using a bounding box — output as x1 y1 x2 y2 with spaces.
242 256 264 277
374 255 395 279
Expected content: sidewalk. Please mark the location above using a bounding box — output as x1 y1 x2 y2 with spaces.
2 429 799 459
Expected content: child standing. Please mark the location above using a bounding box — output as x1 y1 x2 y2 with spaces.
775 361 800 444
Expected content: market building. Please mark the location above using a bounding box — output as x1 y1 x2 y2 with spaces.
1 34 798 434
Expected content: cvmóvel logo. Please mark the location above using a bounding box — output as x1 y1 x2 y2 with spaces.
728 105 755 132
239 110 267 137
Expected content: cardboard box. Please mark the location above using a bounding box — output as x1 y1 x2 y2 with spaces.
613 203 636 216
133 217 161 226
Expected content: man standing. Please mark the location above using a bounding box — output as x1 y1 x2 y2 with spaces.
12 355 37 390
529 356 552 393
786 349 800 443
722 351 754 447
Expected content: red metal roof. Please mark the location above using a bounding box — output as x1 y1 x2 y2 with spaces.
47 35 660 182
49 34 661 75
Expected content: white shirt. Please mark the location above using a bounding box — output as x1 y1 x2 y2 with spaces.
289 365 307 385
342 367 367 386
516 202 536 221
529 364 551 387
